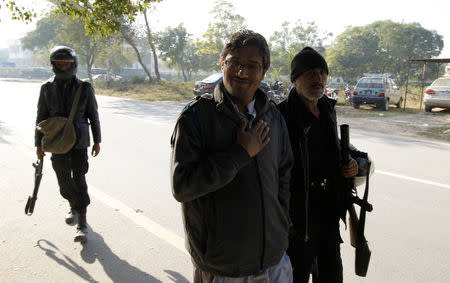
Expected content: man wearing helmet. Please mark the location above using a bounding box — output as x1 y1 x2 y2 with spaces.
35 46 102 243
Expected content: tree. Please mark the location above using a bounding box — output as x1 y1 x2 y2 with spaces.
155 24 193 81
57 16 105 83
375 21 443 82
183 41 202 80
95 35 135 75
21 12 105 84
120 22 154 83
269 20 330 78
53 0 160 37
326 21 443 83
326 26 380 80
1 0 36 23
195 0 247 71
21 15 62 52
143 8 160 81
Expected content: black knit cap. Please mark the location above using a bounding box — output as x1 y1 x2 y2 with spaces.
290 47 328 82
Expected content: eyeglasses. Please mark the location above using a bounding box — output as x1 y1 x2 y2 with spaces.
224 60 262 74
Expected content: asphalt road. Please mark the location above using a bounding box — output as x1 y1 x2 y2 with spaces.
1 80 449 282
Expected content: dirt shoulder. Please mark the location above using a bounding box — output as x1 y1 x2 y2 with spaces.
335 105 450 143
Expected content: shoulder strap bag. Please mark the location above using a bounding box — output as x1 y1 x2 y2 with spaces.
36 83 84 154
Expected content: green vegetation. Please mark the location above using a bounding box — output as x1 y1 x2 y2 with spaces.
94 80 194 101
2 0 446 107
326 21 443 84
1 0 36 23
419 126 450 142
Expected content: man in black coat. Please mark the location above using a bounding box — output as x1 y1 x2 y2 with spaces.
171 30 294 282
35 46 101 243
278 47 358 282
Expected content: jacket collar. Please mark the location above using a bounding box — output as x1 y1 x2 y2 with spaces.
286 88 336 116
284 88 337 135
213 80 271 120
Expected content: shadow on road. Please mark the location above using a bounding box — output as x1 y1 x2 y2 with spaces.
79 227 164 283
37 225 185 283
164 269 190 283
37 239 98 282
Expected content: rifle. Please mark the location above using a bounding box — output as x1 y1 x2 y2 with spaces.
25 158 43 216
340 124 373 277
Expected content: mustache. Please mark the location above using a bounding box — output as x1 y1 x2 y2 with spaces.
311 83 324 88
232 76 251 82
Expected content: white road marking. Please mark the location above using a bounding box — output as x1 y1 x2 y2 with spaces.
20 148 449 256
376 170 450 190
88 185 188 255
18 143 188 255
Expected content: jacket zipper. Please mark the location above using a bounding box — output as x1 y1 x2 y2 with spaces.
302 128 311 242
254 158 266 271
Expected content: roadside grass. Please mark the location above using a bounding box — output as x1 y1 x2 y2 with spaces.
336 104 419 118
418 126 450 141
94 80 194 102
96 79 444 119
93 79 450 142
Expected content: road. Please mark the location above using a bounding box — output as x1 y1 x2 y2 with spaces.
1 79 449 282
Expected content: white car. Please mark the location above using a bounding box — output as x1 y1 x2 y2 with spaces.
92 73 122 81
423 76 450 112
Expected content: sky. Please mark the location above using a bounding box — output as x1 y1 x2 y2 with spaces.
1 0 450 58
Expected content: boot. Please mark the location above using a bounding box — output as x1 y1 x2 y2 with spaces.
65 209 78 225
74 212 87 243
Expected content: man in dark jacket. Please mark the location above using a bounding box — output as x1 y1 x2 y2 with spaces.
171 30 294 282
278 47 358 283
35 46 101 243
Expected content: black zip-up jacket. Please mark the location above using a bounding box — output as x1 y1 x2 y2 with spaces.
35 76 101 149
278 90 347 242
170 82 293 277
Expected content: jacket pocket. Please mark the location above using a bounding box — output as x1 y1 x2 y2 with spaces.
75 121 90 148
205 195 227 262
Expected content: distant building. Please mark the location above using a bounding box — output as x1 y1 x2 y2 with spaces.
328 76 345 85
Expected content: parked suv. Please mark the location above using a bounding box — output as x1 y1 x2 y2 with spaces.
352 76 403 110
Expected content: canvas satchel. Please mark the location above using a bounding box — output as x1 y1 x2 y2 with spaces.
36 83 83 154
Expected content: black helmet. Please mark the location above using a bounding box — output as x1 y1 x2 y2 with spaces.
50 46 77 79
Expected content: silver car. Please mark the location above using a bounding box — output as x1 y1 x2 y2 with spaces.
423 76 450 112
351 76 403 111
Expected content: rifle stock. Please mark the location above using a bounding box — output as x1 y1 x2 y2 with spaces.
355 159 371 276
348 204 358 248
340 124 372 277
25 159 43 216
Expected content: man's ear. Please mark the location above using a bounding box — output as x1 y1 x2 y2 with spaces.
261 69 268 81
221 58 225 72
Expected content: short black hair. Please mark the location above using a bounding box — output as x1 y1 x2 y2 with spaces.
221 29 270 70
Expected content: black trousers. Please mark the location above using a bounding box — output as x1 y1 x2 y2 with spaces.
288 187 343 283
51 148 90 214
288 234 342 283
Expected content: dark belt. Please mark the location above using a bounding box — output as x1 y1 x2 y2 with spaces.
310 178 328 191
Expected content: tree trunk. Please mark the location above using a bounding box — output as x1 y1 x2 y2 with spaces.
84 40 96 85
86 55 94 85
86 62 93 85
181 64 187 82
143 10 161 81
121 30 153 83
